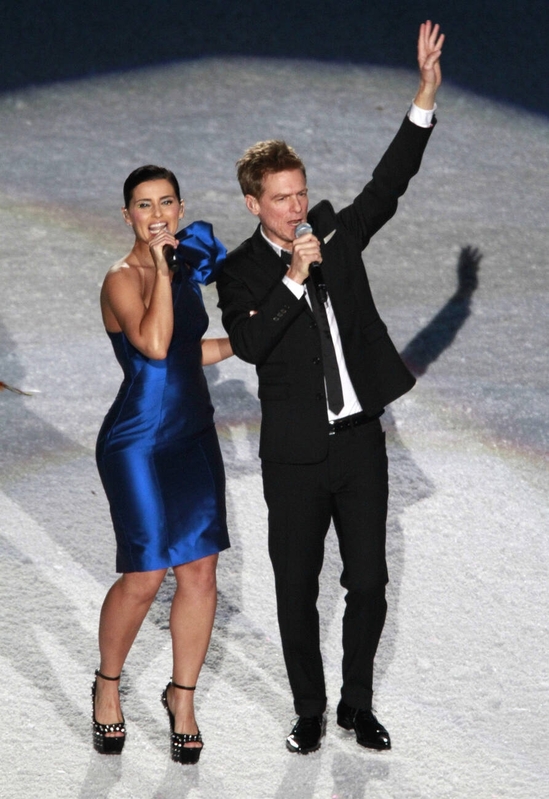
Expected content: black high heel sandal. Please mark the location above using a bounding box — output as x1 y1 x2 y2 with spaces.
161 680 203 764
91 669 126 755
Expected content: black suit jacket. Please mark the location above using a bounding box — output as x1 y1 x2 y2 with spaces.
217 115 436 463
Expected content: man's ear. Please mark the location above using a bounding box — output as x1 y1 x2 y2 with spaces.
245 194 260 216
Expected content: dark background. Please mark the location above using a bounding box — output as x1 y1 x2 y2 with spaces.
1 0 546 116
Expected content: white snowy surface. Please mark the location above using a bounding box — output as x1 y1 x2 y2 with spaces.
0 58 548 798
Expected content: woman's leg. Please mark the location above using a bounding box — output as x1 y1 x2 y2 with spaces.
165 554 218 745
95 569 167 729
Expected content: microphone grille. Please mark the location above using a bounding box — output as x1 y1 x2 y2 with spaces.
295 222 312 238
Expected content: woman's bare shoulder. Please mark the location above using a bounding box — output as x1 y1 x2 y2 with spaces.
105 257 134 278
101 257 143 308
102 257 143 291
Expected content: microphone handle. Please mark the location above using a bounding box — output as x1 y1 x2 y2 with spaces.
294 222 327 302
163 244 179 272
309 261 327 304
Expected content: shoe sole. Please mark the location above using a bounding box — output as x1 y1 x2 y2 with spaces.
93 738 125 755
285 740 322 754
337 718 391 750
356 738 391 751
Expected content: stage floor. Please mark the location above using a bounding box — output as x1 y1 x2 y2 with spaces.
1 58 548 798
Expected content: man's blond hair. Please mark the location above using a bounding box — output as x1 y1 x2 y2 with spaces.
236 140 306 199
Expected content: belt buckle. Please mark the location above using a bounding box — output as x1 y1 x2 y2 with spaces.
328 417 350 435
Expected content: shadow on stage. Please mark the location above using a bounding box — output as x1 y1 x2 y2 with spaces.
315 245 481 711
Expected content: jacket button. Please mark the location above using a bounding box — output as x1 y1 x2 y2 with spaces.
316 392 324 401
312 357 321 365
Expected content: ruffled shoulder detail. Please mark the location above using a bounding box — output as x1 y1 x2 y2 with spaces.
174 220 227 285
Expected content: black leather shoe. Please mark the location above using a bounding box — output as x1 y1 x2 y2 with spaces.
286 715 326 754
337 700 391 750
336 699 355 731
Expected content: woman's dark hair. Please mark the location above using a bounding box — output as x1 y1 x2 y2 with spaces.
123 165 181 207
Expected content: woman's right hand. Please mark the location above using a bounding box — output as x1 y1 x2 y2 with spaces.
149 227 179 273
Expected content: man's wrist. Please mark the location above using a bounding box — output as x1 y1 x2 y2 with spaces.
413 83 438 111
408 101 437 128
283 274 306 298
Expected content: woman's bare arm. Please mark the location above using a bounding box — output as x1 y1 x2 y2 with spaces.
201 337 233 365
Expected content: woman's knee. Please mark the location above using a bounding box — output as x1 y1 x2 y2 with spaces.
119 569 166 603
174 555 218 593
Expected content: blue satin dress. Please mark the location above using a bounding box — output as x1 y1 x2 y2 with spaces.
96 222 230 573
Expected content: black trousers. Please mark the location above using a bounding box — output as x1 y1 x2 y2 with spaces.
262 418 389 718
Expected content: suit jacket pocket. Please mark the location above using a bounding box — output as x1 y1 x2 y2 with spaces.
257 361 290 400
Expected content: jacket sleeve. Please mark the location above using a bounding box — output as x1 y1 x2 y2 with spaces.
337 114 436 249
216 260 307 366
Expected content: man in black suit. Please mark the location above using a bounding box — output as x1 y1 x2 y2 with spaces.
217 21 444 754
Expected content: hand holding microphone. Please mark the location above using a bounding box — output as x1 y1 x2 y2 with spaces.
162 244 179 272
148 227 180 273
295 222 327 303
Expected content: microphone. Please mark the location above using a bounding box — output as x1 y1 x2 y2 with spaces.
295 222 327 304
163 244 179 272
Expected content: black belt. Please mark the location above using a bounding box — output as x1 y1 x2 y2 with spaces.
328 409 383 435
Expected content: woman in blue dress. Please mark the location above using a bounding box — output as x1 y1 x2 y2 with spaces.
92 165 231 764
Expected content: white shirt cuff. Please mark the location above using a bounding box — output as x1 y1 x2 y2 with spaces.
283 274 306 298
408 101 436 128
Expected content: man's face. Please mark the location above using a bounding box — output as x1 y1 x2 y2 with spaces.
245 169 308 248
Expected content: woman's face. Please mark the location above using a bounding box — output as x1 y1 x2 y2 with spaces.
122 179 184 242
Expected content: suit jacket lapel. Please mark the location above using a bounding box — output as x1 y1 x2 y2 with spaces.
315 223 358 335
247 226 288 291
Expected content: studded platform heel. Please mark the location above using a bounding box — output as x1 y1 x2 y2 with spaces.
161 680 203 764
91 669 126 754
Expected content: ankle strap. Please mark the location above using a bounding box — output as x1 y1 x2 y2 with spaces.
171 679 196 691
95 669 121 681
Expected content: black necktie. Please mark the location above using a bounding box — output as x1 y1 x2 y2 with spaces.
280 251 344 414
307 282 344 414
